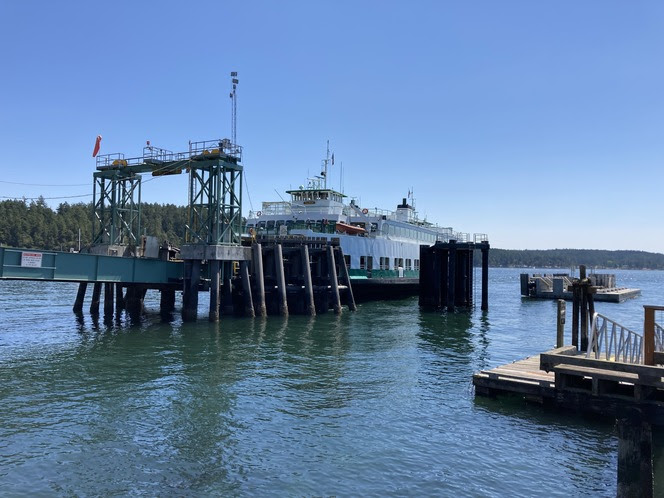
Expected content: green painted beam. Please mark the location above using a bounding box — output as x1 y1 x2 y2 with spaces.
0 247 182 284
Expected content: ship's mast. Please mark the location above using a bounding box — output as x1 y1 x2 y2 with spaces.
230 72 239 144
321 140 332 189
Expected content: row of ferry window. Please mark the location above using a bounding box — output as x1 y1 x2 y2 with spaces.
359 256 420 271
383 224 436 242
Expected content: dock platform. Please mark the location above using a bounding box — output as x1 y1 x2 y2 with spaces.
473 347 664 425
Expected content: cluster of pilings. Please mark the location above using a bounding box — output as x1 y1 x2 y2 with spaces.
418 240 489 311
182 238 357 321
73 282 177 318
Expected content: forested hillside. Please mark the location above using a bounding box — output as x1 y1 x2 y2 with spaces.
0 198 188 251
1 199 663 269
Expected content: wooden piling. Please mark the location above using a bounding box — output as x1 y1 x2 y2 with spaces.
446 241 457 312
301 245 316 316
556 299 566 348
274 244 289 316
580 288 589 352
327 245 342 314
617 413 653 498
125 284 144 316
222 262 234 315
160 288 176 314
240 261 255 317
73 282 87 313
182 259 200 322
209 260 220 322
104 283 114 316
90 282 102 315
115 283 125 312
252 243 267 317
337 246 356 312
481 245 489 311
572 282 580 349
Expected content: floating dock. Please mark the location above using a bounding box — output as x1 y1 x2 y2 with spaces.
520 272 640 303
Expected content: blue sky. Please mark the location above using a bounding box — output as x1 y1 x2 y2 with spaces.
1 1 663 251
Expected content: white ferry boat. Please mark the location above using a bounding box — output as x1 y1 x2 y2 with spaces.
245 145 483 284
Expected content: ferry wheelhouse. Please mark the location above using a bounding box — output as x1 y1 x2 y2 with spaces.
245 177 480 281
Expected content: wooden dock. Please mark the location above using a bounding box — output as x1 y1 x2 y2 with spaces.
473 346 664 425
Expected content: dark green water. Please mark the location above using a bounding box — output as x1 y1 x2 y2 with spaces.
1 269 663 496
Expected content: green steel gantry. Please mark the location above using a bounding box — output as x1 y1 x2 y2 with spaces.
92 140 244 251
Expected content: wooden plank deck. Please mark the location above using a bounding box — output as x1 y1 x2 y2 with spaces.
473 354 555 398
473 349 664 425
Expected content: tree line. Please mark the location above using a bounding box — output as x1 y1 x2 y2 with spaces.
1 199 663 269
0 198 188 251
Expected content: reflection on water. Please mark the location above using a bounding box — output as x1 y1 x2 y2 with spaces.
1 272 663 495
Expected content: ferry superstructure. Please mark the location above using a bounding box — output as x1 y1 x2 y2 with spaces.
245 146 485 281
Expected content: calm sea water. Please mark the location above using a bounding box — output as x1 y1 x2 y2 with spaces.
1 268 663 496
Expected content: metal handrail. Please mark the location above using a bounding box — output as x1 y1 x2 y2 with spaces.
655 322 664 352
587 312 643 364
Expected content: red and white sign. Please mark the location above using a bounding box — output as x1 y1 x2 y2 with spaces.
21 252 42 268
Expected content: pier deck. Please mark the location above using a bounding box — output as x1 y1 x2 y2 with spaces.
473 347 664 425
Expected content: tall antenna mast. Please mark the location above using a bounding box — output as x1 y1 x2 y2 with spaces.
230 72 239 144
321 139 333 189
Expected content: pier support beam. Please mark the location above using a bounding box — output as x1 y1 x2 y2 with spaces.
337 246 356 311
90 283 102 315
481 245 489 311
104 283 114 316
617 413 653 498
73 282 87 314
160 288 176 314
327 245 342 314
182 260 200 322
301 245 316 316
125 284 145 316
274 244 289 316
115 284 125 312
240 261 255 317
253 244 267 317
446 241 457 312
209 260 220 322
222 262 234 316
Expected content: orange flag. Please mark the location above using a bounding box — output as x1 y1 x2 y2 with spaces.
92 135 102 157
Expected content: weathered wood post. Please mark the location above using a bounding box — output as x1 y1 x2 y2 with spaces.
240 261 255 317
209 260 220 322
160 288 176 314
580 265 589 352
73 282 87 313
252 243 267 317
274 244 289 316
327 244 342 314
115 283 125 312
90 282 102 314
572 281 580 349
481 243 489 311
556 299 566 348
616 411 653 498
446 240 457 312
642 305 664 366
301 245 316 316
222 261 234 316
182 259 200 322
432 245 441 308
104 283 114 316
337 246 356 312
125 284 145 316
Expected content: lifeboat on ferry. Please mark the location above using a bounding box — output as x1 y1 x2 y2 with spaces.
335 222 367 235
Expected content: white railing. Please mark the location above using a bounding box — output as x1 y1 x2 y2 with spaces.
655 322 664 352
587 313 643 364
